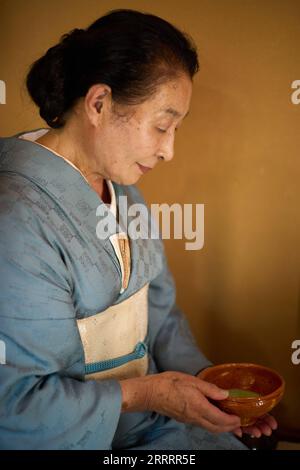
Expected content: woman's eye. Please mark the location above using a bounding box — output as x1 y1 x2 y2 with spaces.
157 128 167 133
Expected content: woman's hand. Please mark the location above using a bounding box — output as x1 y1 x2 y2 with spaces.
146 371 241 434
232 414 278 438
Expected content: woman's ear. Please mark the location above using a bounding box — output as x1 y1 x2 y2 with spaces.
84 84 111 126
95 100 103 114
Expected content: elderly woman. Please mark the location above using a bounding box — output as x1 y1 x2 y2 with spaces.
0 9 276 450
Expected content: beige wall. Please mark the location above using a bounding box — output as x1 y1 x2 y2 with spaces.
1 0 299 433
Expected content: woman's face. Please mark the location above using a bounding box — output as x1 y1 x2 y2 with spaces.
90 74 192 185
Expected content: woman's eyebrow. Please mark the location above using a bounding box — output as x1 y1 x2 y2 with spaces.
162 107 190 119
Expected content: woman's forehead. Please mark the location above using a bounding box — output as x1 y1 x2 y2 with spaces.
144 78 192 116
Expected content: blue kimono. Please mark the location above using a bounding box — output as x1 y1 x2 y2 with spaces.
0 131 246 450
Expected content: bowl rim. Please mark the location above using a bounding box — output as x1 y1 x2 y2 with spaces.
199 362 285 402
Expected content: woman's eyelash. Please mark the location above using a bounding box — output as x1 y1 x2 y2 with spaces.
156 127 178 133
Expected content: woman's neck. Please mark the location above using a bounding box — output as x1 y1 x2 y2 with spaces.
35 128 111 204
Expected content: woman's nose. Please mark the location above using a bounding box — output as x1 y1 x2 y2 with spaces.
158 134 175 162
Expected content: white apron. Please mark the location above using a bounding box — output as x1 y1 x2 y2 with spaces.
76 180 149 381
77 283 149 381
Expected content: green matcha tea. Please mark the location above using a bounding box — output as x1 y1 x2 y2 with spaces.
228 388 260 398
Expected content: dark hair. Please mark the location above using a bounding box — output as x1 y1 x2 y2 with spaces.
26 9 199 128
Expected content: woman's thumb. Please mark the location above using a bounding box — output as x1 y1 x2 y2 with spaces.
198 380 229 400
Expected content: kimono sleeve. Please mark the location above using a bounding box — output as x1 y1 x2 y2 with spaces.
147 248 212 376
0 197 122 450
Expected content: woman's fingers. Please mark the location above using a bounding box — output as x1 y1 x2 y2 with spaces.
194 380 241 431
254 421 272 436
197 415 240 435
199 398 241 430
242 425 262 438
251 414 277 436
239 415 277 438
233 427 243 438
262 414 278 430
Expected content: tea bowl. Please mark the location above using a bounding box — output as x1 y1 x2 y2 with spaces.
198 363 285 426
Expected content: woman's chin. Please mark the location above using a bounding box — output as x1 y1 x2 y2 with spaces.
114 173 142 186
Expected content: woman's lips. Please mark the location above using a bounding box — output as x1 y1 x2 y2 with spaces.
137 163 153 174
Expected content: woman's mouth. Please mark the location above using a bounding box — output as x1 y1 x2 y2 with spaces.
137 163 153 174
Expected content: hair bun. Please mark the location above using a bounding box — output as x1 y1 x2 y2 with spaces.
26 27 88 128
